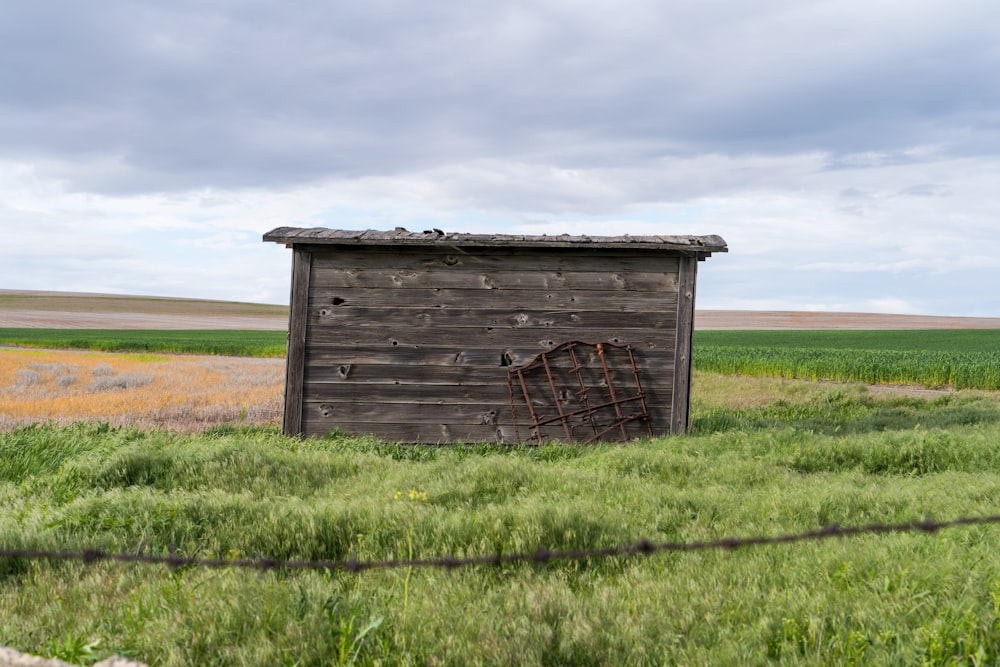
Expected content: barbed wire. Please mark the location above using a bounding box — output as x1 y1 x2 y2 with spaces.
3 513 1000 574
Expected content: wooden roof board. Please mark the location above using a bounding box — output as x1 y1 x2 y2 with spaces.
263 227 728 256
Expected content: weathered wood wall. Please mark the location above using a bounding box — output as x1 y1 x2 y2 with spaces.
286 244 690 442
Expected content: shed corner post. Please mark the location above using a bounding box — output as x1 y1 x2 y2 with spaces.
282 246 312 437
671 255 698 433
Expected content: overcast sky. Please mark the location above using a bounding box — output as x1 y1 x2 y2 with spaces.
2 0 999 315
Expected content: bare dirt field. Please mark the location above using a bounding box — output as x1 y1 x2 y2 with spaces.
4 290 999 330
0 290 288 329
697 310 1000 330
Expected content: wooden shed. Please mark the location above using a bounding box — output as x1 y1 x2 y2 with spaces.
264 227 727 443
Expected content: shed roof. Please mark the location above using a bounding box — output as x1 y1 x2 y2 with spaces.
263 227 727 256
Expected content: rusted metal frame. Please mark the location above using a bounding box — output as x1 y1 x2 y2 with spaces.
517 340 632 369
540 350 575 442
527 395 648 427
595 343 629 440
625 344 655 438
587 341 651 440
517 389 649 436
514 356 552 373
565 342 600 438
506 373 522 445
529 393 647 421
513 368 545 443
506 340 653 444
583 412 651 444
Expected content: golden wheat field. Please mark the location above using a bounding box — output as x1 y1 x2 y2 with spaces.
0 347 284 432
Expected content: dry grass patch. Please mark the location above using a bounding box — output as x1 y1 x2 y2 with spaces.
0 348 283 432
690 369 864 410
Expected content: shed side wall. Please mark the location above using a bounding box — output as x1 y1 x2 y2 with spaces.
671 256 698 433
298 246 682 442
282 248 312 436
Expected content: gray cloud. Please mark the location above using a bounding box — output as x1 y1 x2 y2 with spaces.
3 0 999 197
3 0 1000 316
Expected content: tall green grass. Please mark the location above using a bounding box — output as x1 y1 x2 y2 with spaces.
695 330 1000 389
4 386 1000 665
696 345 1000 389
696 329 1000 353
0 329 287 357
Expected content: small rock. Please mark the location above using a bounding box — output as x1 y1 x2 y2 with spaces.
0 647 148 667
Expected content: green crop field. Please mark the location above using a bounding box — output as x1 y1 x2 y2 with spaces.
4 380 1000 665
695 329 1000 352
0 329 287 357
695 330 1000 390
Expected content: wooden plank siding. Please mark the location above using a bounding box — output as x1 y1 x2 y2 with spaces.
671 256 698 433
265 228 726 443
300 247 676 441
281 248 311 437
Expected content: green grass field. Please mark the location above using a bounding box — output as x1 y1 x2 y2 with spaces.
4 381 1000 665
695 330 1000 352
695 330 1000 390
0 329 287 357
3 325 1000 662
